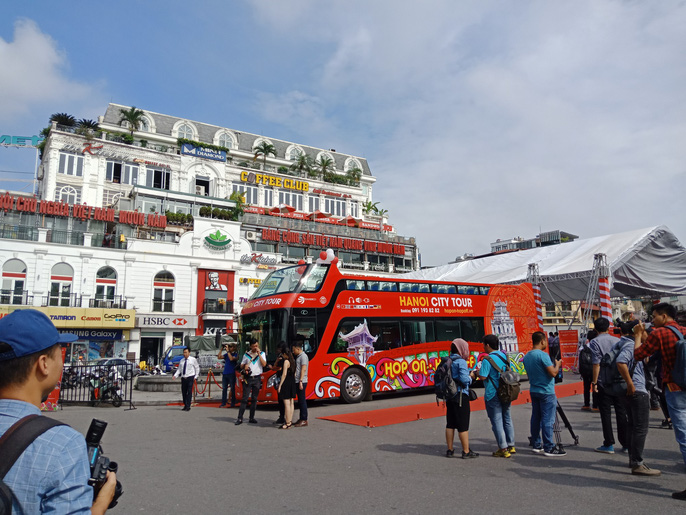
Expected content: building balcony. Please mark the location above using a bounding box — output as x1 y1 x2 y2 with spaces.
0 290 33 306
42 293 82 308
203 299 234 314
89 296 128 309
0 224 39 242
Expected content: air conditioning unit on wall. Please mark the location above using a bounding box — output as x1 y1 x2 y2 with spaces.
195 185 206 196
246 231 257 241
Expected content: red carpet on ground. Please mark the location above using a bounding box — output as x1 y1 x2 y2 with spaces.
318 381 584 428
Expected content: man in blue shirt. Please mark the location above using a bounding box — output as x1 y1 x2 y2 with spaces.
522 331 565 456
590 317 628 454
478 334 516 458
616 321 660 476
0 309 116 514
217 341 238 407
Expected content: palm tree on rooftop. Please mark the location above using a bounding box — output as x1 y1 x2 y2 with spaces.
346 166 362 186
78 119 99 130
289 151 313 177
49 113 76 127
253 141 276 170
315 156 334 181
118 106 145 137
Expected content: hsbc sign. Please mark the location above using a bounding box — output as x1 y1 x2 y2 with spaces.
136 315 198 329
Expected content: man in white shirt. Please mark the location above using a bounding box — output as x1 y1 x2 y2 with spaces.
235 340 266 425
173 347 200 411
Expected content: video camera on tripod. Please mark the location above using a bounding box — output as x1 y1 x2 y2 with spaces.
86 419 123 509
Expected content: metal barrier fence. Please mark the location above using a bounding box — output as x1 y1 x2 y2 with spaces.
59 363 136 409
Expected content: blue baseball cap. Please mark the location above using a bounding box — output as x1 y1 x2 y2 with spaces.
0 309 78 361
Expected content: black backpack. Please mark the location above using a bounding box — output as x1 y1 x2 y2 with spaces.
434 356 459 403
599 340 633 396
484 354 521 404
0 415 65 515
579 345 593 377
666 326 686 389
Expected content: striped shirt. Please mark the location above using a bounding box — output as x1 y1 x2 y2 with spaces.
0 399 92 514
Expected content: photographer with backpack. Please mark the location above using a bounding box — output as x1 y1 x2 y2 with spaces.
478 334 516 458
634 303 686 500
443 339 479 459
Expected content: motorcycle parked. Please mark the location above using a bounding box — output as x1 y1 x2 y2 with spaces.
89 367 124 407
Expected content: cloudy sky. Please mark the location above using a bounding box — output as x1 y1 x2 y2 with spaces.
1 0 685 266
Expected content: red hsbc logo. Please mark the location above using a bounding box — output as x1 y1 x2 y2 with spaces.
172 318 188 326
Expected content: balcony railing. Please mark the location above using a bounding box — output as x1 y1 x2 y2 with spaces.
91 233 127 249
0 290 33 305
89 296 128 309
152 300 174 312
203 299 234 314
42 293 82 307
47 230 84 245
0 224 39 242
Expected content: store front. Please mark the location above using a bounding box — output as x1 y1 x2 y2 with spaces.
136 314 198 365
0 306 136 363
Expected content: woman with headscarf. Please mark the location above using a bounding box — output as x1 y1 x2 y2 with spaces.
445 338 479 458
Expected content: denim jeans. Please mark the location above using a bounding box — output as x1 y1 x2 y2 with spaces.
622 391 650 467
296 382 308 421
665 389 686 467
530 392 557 452
485 395 515 449
221 373 236 406
598 387 629 448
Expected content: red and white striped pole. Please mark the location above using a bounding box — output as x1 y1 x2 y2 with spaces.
533 283 544 331
527 263 544 332
598 276 612 323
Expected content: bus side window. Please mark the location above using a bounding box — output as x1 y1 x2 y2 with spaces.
369 282 379 291
418 284 430 293
399 283 412 292
446 285 457 294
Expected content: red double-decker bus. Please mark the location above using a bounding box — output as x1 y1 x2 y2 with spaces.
236 259 539 403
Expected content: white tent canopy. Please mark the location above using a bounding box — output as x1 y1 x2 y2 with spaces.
403 226 686 303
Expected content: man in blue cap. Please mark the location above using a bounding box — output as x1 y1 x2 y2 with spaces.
0 309 117 514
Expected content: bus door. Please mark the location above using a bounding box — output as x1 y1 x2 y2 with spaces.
291 308 318 357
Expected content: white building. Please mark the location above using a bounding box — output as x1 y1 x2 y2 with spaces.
0 104 418 365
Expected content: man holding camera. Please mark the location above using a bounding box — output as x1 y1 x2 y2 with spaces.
173 347 200 411
217 341 239 408
235 340 266 425
0 309 116 514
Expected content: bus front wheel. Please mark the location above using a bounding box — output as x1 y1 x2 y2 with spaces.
340 368 368 403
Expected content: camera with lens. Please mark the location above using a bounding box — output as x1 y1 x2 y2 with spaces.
86 419 123 508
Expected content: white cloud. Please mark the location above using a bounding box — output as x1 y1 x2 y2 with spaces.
249 0 686 265
0 18 103 126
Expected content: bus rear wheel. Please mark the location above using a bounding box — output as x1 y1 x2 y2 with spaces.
340 368 368 403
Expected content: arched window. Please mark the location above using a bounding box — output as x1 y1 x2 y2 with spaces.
345 158 361 171
95 266 117 307
139 117 150 132
50 262 74 307
57 185 79 204
177 123 194 140
1 259 27 305
153 271 175 312
287 146 304 161
217 132 235 150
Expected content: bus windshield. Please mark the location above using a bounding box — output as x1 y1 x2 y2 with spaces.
239 309 288 361
250 263 330 300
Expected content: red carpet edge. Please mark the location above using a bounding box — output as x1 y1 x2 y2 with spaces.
317 381 584 428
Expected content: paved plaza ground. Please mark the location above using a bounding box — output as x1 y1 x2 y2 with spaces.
48 381 685 514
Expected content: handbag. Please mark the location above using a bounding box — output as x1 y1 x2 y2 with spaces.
468 388 478 402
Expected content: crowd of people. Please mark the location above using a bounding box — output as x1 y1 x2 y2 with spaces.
441 303 686 502
1 302 686 512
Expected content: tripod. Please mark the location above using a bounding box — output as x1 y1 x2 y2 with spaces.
553 402 580 450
